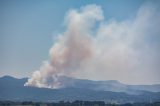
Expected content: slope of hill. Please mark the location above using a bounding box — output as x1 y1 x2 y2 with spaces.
0 76 160 103
48 76 160 94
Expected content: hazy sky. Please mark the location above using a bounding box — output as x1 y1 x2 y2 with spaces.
1 0 160 85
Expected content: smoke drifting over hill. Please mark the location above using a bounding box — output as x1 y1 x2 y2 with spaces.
25 2 160 88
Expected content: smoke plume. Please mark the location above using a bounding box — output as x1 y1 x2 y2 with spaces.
25 2 160 88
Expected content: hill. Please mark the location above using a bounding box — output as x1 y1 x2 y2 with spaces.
0 76 160 103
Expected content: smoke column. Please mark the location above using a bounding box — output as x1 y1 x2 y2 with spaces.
25 3 160 88
25 5 103 88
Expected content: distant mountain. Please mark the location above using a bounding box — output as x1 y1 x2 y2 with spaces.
0 76 160 103
52 76 160 94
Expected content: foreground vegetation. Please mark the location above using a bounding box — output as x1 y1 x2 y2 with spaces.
0 101 160 106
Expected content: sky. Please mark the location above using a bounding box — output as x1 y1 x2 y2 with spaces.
0 0 160 85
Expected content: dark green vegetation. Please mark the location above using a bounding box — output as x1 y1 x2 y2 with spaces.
0 101 160 106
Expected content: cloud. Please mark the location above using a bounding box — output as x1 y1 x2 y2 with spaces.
25 2 160 88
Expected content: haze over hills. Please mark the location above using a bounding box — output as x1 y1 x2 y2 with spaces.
0 76 160 103
54 76 160 94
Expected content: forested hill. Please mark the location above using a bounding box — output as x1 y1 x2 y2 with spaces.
0 76 160 103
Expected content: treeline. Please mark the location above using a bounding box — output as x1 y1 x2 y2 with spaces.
0 100 160 106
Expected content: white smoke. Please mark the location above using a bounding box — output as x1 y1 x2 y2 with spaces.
25 2 160 88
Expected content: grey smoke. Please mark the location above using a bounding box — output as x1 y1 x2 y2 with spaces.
25 2 160 88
